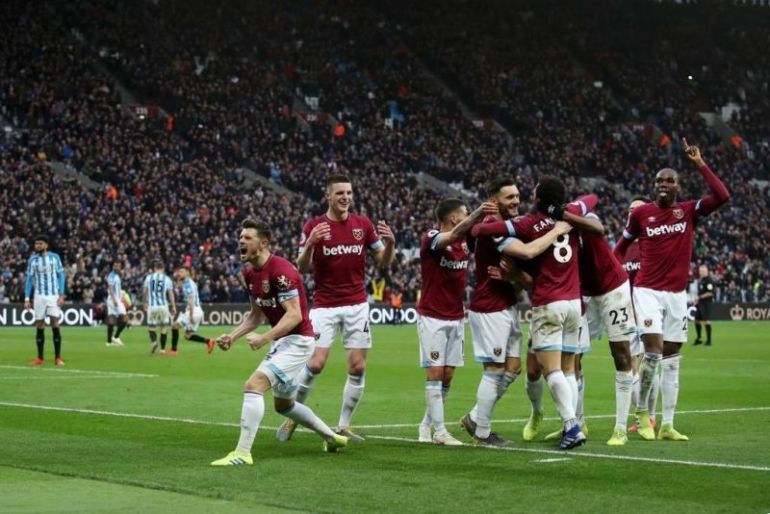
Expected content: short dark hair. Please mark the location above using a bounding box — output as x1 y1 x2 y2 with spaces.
535 176 566 207
152 259 164 270
327 174 351 188
34 234 49 245
241 218 271 242
485 177 516 198
435 198 467 223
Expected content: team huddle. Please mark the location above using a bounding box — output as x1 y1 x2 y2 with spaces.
23 140 729 466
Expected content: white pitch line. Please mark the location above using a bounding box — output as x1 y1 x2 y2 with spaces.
533 458 572 463
353 406 770 429
0 376 147 380
364 434 770 473
0 365 158 378
1 401 768 473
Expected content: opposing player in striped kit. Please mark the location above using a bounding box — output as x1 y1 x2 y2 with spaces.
25 235 66 366
143 260 177 355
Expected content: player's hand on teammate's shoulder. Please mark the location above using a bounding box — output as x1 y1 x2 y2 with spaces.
683 138 705 167
377 220 395 243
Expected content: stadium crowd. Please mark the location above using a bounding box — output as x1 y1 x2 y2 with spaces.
1 0 769 306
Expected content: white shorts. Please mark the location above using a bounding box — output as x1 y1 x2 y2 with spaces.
33 295 61 321
147 306 171 326
530 299 581 353
577 313 592 355
633 287 688 343
585 281 637 342
310 303 372 350
257 334 315 399
468 307 521 364
107 299 127 317
417 315 464 368
177 306 204 332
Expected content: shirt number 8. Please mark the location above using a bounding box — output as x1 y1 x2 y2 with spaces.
552 234 572 263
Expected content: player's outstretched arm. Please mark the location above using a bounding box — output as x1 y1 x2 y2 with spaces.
500 221 572 260
434 202 497 250
683 138 731 215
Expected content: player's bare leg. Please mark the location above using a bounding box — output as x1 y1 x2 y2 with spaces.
635 333 664 440
659 341 688 441
336 348 367 441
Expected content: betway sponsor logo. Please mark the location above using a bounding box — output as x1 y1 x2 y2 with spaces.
323 244 364 256
439 256 469 270
645 222 687 237
623 261 640 272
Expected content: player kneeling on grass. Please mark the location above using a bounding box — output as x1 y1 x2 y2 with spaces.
170 267 216 355
211 218 348 466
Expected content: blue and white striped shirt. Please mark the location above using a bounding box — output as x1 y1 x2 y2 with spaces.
182 278 201 307
107 271 122 300
143 272 173 307
25 252 65 298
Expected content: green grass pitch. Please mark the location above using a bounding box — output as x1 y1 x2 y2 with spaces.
1 321 769 513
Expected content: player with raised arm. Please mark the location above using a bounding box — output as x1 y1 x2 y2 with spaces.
614 139 730 441
459 178 572 447
25 235 66 366
171 267 216 355
472 178 602 450
276 175 395 443
143 260 177 355
105 261 128 347
620 198 661 434
211 219 347 466
416 198 497 446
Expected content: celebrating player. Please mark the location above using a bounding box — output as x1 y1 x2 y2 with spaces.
143 260 176 355
171 267 215 354
211 218 348 466
573 207 638 446
472 178 601 449
416 198 496 446
277 175 395 442
614 139 730 441
105 261 128 347
24 235 66 366
620 198 661 433
460 178 571 446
